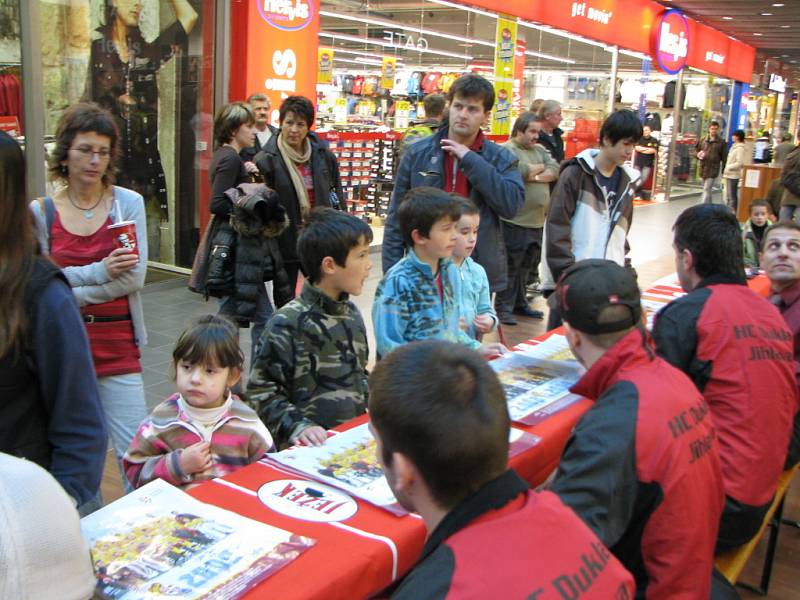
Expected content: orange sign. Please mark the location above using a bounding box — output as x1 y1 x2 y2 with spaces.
229 0 320 126
462 0 755 82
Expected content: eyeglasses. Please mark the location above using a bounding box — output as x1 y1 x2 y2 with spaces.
71 146 112 159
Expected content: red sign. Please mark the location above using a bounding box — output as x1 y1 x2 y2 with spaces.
512 40 526 118
653 9 689 75
229 0 320 127
460 0 755 82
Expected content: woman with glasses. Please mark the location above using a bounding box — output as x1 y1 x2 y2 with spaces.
255 95 344 295
30 102 148 500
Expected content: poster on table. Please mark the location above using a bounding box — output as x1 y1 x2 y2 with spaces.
266 423 540 516
81 479 315 599
490 337 585 425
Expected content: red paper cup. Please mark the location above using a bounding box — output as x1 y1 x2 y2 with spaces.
107 220 138 257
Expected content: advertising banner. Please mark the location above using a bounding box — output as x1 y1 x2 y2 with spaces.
492 15 517 136
381 56 397 90
317 47 333 84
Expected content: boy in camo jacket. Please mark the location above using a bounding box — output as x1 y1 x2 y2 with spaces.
247 209 372 448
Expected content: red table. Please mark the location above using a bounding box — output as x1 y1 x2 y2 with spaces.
187 274 771 599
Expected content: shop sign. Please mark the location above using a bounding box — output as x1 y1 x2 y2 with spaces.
258 0 314 31
258 480 358 522
491 15 517 135
317 48 333 84
395 100 411 129
769 74 787 93
382 31 429 51
229 0 320 126
653 9 689 75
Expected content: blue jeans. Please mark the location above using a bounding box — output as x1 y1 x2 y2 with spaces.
84 372 148 506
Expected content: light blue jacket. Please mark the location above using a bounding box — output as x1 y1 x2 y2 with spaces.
372 249 480 357
454 257 497 340
30 186 148 346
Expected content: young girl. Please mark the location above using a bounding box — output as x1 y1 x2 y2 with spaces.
124 315 273 489
451 197 498 342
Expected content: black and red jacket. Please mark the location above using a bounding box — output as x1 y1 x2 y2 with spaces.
652 274 798 545
380 470 635 599
552 328 724 599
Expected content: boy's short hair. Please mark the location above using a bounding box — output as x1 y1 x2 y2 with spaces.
446 74 495 112
599 110 643 146
423 93 446 118
298 208 373 284
674 204 743 280
709 121 720 128
398 187 462 248
369 340 510 509
750 199 770 213
453 194 479 217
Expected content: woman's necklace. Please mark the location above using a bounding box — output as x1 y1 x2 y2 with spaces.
67 187 105 220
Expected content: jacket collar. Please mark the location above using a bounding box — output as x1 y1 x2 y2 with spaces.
575 148 639 183
774 278 800 308
696 272 747 288
571 327 654 400
406 248 452 279
150 393 259 431
300 281 352 316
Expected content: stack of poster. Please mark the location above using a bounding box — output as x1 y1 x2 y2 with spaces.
264 423 540 516
490 335 585 425
81 479 315 599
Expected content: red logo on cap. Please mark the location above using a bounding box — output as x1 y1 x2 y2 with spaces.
609 294 619 304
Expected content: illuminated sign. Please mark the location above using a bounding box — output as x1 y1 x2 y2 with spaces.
258 0 314 31
653 9 689 74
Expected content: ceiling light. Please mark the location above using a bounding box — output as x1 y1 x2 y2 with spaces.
722 16 733 20
772 3 785 6
761 12 773 16
781 25 791 28
318 31 473 60
332 57 383 66
323 47 385 60
517 19 607 49
426 0 498 19
753 33 763 36
524 50 576 64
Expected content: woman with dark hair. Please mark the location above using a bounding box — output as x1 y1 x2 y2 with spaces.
208 101 280 358
255 95 344 294
85 0 198 260
0 130 107 509
31 102 148 494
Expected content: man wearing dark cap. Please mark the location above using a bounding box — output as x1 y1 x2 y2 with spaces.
550 259 724 599
652 204 798 554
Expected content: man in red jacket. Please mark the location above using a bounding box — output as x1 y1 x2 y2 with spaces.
550 259 725 599
369 339 634 599
652 204 797 554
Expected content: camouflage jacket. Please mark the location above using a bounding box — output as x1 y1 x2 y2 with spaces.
372 249 480 358
247 282 369 447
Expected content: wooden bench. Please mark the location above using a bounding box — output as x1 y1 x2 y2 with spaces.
715 463 799 595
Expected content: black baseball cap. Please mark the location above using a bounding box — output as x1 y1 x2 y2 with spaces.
553 259 642 334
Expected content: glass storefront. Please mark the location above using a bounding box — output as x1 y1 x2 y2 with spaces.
32 0 214 268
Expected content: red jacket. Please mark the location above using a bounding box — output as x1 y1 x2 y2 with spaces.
552 328 724 599
652 275 797 538
380 470 635 599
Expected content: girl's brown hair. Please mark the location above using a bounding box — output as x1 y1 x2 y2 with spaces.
0 131 37 357
172 315 244 374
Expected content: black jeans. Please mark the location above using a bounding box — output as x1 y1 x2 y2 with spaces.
496 222 542 315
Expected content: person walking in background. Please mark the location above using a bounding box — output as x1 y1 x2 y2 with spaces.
780 145 800 223
722 129 746 214
633 125 659 200
240 93 278 169
0 129 106 511
696 121 728 204
255 95 345 296
497 112 558 325
31 102 148 500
